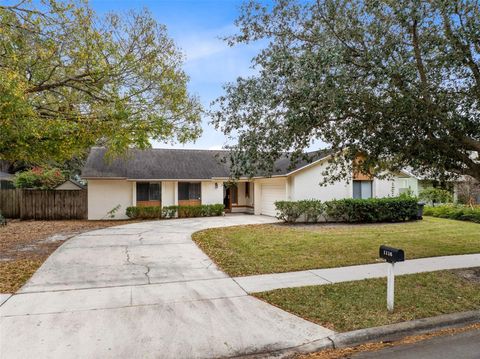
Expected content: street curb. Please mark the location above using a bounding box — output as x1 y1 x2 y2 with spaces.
238 310 480 358
331 310 480 349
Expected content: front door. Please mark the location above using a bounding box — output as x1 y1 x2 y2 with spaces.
223 186 231 212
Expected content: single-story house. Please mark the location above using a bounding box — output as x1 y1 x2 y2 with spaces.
0 171 15 190
54 179 86 191
82 147 422 220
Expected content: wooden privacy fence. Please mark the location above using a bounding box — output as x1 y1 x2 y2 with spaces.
0 189 87 219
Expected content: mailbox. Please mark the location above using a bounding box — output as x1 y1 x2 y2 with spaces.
379 245 405 263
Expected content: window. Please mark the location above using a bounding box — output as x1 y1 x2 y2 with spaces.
353 180 373 199
231 185 238 204
178 182 201 200
136 182 161 201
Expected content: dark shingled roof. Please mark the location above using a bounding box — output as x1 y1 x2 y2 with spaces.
81 147 334 180
0 171 13 180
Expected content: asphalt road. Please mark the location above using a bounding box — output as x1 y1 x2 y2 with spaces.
353 329 480 359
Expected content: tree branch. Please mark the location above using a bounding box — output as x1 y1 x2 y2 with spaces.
410 18 429 94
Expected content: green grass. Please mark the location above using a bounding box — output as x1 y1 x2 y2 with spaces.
192 217 480 276
254 270 480 332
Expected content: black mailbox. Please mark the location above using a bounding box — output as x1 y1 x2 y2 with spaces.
379 245 405 263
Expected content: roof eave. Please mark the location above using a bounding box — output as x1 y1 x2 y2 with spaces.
284 153 334 177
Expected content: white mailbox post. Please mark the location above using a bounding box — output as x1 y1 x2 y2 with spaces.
379 245 405 312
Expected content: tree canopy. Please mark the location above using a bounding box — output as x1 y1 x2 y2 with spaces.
0 0 202 165
212 0 480 181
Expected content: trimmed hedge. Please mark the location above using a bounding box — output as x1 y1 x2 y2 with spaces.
423 205 480 223
275 197 419 223
126 204 224 219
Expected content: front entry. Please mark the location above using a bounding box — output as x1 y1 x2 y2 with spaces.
223 186 231 212
223 184 239 212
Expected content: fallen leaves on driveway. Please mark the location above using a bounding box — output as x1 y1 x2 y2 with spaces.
0 219 136 293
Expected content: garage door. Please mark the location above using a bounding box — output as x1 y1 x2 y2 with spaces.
261 184 286 216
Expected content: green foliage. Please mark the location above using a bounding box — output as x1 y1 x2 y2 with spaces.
125 204 224 219
274 201 304 223
275 197 419 223
178 204 225 218
424 205 480 224
419 188 453 206
126 206 161 219
161 205 178 219
0 1 201 165
105 205 121 219
298 199 326 222
213 0 480 182
13 167 66 189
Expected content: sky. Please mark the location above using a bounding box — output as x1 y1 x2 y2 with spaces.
91 0 265 150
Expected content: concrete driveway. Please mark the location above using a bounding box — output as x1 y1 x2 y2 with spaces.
0 215 333 358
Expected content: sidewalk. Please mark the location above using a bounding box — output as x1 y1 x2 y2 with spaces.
233 253 480 293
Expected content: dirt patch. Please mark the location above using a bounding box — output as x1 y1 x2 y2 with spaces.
0 219 136 261
0 219 139 292
454 267 480 284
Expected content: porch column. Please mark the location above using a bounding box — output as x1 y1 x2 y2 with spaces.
131 181 136 206
286 178 292 200
174 181 178 205
254 181 262 215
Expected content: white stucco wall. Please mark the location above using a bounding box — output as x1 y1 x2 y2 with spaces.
290 161 351 201
161 181 176 206
289 163 419 201
87 180 133 220
374 178 395 198
394 176 419 196
201 181 223 205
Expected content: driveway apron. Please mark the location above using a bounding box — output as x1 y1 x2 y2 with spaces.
0 215 333 358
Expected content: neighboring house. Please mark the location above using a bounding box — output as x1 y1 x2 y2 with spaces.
0 171 15 190
82 147 422 220
54 179 86 191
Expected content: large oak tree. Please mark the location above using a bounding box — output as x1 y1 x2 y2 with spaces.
0 0 202 165
213 0 480 181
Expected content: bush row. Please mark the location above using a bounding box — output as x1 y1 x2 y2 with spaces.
126 204 224 219
423 205 480 223
275 197 419 223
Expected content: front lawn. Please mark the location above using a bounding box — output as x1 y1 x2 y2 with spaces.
192 217 480 276
254 269 480 332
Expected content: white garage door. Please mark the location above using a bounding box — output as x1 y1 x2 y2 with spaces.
261 184 286 216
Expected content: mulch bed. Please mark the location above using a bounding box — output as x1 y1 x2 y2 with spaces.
0 219 136 293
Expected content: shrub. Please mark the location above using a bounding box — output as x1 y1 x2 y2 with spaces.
126 206 162 219
126 204 224 219
178 204 225 218
274 201 303 222
275 197 419 223
162 205 178 218
14 167 66 189
424 204 480 223
298 200 326 223
419 187 453 206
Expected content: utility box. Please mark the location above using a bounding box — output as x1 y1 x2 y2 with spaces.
417 202 425 220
